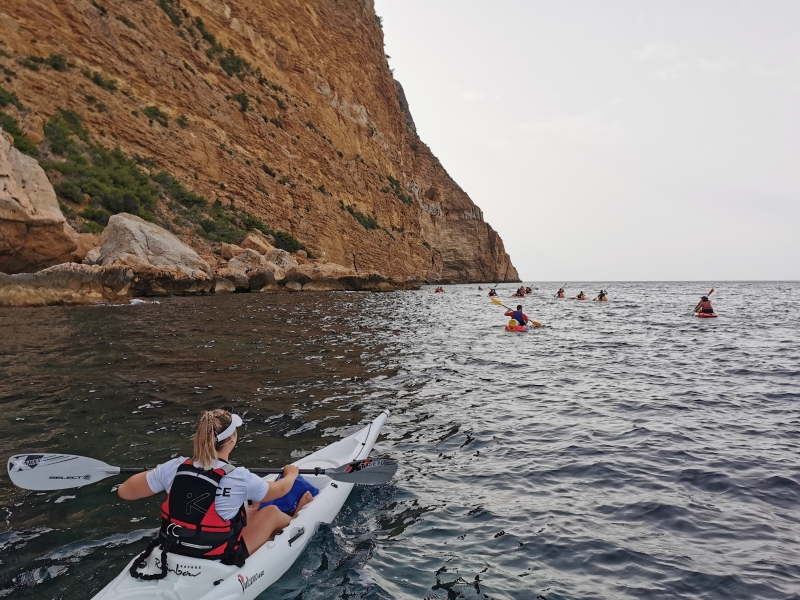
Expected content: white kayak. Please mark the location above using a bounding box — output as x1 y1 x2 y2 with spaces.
92 410 390 600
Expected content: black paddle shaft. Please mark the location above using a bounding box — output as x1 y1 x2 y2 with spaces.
118 466 349 476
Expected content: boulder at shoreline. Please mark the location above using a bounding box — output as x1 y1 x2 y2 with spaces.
0 212 419 306
0 132 77 273
0 262 134 306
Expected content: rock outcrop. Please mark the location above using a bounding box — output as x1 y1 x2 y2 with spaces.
239 231 275 255
0 132 77 273
0 208 416 305
87 213 213 295
0 0 518 283
0 262 134 306
95 213 212 275
223 248 284 291
220 243 245 260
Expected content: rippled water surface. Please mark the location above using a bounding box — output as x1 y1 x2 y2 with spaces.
1 283 799 599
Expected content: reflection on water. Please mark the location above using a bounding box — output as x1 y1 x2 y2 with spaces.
1 283 800 599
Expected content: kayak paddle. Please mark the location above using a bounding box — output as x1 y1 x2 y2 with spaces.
7 453 398 491
490 297 542 327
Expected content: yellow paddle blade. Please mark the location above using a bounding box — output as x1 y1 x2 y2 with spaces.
491 297 503 306
532 321 543 327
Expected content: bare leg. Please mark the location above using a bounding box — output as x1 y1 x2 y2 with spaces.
293 491 314 517
241 505 291 554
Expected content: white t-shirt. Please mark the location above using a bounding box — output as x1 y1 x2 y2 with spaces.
146 457 269 520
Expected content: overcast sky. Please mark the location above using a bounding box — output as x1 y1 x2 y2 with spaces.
374 0 800 281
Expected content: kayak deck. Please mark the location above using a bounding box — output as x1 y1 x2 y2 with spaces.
91 411 389 600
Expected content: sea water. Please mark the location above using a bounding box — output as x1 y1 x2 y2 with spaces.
0 282 798 599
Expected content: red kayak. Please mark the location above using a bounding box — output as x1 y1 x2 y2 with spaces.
505 325 529 332
696 312 717 318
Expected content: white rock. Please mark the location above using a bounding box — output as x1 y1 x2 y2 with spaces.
97 213 212 277
83 247 101 265
0 132 76 273
266 248 298 271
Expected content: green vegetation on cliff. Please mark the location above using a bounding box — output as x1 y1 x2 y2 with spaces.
0 111 37 156
42 110 157 225
0 83 22 109
39 110 311 254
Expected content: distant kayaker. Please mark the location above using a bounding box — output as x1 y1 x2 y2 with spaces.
118 409 313 571
557 288 565 298
694 295 714 315
525 286 532 294
505 304 530 327
594 290 607 301
478 286 483 290
576 291 586 300
488 289 497 297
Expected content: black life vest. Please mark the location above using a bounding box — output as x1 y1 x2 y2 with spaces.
130 460 247 581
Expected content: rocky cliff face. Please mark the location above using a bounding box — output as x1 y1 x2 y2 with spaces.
0 0 518 282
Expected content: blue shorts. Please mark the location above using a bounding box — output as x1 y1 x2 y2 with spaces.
259 475 319 515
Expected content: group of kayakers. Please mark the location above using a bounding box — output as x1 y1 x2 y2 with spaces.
491 285 716 330
557 287 607 301
433 286 445 293
510 286 533 297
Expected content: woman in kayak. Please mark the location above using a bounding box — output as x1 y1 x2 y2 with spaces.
576 291 586 300
594 290 607 301
117 409 313 568
556 287 565 298
488 289 497 297
694 295 714 315
505 304 530 327
525 286 532 294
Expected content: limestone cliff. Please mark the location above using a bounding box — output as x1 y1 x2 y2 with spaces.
0 0 518 282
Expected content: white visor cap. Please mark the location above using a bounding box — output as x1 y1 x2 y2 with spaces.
216 414 243 442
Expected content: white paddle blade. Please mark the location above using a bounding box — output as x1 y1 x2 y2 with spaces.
7 454 120 491
329 459 397 485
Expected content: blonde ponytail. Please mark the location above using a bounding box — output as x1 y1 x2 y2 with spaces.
192 409 233 470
